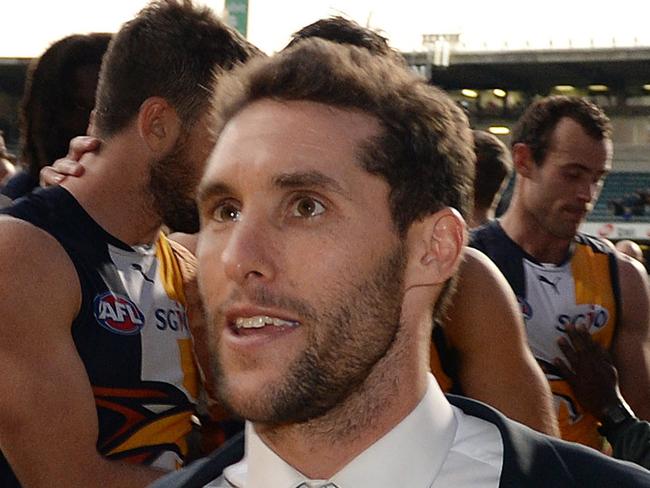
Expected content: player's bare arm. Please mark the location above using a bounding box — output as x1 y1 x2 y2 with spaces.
441 247 560 436
0 218 166 487
612 253 650 420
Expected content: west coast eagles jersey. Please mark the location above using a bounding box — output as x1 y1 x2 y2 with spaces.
0 186 199 485
470 220 620 450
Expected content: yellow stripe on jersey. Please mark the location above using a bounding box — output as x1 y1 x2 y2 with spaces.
156 232 199 399
156 233 187 306
551 379 605 450
554 241 617 450
571 243 616 347
106 410 193 457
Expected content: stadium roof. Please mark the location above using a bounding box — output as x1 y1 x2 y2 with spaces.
403 47 650 92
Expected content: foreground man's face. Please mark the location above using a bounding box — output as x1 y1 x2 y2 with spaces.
195 99 406 423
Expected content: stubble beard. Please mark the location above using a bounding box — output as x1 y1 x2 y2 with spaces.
148 132 201 234
547 211 582 241
210 245 407 433
528 198 578 243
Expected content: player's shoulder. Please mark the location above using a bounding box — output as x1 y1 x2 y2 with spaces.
456 247 510 296
0 214 65 258
0 215 80 312
615 249 648 286
461 246 498 272
168 232 198 255
575 232 617 256
164 233 199 286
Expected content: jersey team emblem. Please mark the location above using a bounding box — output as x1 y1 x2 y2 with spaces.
94 292 145 335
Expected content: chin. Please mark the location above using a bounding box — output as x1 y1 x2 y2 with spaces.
218 374 284 422
551 224 579 241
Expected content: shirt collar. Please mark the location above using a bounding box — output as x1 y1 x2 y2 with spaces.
224 374 457 488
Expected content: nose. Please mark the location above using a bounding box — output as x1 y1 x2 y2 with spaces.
577 179 599 204
221 216 277 285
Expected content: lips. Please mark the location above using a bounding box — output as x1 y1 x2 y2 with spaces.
563 207 587 220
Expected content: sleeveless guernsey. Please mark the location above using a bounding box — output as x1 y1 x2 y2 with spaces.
0 186 199 486
430 325 462 395
470 220 620 450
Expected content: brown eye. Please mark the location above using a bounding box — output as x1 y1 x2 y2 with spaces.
292 197 325 218
213 203 240 222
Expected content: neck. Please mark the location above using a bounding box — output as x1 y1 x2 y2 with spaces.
469 206 493 229
255 300 432 479
500 190 571 264
61 133 162 246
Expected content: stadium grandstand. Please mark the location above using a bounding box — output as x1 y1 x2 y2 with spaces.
403 38 650 267
0 33 648 266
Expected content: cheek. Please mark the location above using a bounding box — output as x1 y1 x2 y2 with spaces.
295 236 359 275
296 241 388 303
533 180 562 206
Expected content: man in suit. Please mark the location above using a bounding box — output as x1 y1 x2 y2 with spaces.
152 39 650 487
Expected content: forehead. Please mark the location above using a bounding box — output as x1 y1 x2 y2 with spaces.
202 99 382 189
546 117 612 171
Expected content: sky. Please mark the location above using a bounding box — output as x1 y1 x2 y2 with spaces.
2 0 650 58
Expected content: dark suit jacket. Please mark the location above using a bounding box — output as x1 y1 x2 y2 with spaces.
150 395 650 487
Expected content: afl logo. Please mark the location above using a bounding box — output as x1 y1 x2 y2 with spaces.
93 292 145 335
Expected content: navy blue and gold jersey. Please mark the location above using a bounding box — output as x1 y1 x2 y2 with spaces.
470 220 620 450
0 187 198 485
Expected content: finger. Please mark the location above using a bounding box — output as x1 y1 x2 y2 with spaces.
565 323 591 352
68 136 101 160
52 159 85 177
558 335 579 366
553 358 574 381
39 167 66 187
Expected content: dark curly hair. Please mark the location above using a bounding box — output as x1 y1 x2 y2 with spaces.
93 0 261 140
511 95 612 166
20 33 112 178
472 129 512 210
211 39 474 232
286 16 405 64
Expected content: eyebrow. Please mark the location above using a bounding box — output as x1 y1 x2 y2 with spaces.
197 169 350 205
272 170 347 197
196 181 234 205
563 163 610 176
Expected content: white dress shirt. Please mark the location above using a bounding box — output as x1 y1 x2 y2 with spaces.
208 375 503 488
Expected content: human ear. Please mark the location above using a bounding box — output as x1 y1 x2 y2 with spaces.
512 142 535 178
404 207 466 289
137 97 181 154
